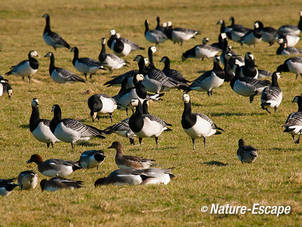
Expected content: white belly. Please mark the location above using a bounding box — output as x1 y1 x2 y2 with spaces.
135 117 165 138
54 123 90 143
0 84 3 96
195 47 219 59
32 122 59 143
192 73 224 91
100 96 117 114
143 174 171 185
184 116 214 139
288 61 302 73
75 61 99 74
233 80 255 96
172 31 195 42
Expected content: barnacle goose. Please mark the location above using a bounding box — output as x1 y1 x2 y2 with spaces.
129 99 172 146
0 76 12 98
186 56 225 96
40 177 82 192
255 20 278 46
240 21 262 46
0 179 18 196
87 94 117 122
17 170 38 190
278 11 302 36
237 52 259 79
50 104 105 150
108 141 155 169
30 98 60 148
78 150 105 169
108 30 144 56
160 56 190 84
103 118 136 145
182 38 220 61
71 47 104 80
164 21 200 45
237 139 258 163
277 32 300 47
144 19 167 44
42 14 70 50
284 94 302 144
181 94 223 150
5 50 39 83
44 52 85 83
276 38 302 55
98 38 127 72
261 72 282 113
277 57 302 79
227 16 251 43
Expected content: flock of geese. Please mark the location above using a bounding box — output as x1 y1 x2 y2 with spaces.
1 12 302 196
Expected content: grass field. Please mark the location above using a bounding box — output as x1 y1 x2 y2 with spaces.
1 0 302 226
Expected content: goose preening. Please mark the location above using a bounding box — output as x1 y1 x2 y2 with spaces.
255 21 277 46
44 52 85 83
129 99 172 147
237 139 258 163
108 141 156 169
95 168 174 186
49 104 105 150
0 178 18 196
182 39 221 61
17 170 38 190
261 72 282 113
5 50 39 83
240 21 262 46
164 21 200 45
283 94 302 144
144 19 167 44
277 57 302 79
227 16 251 43
186 55 225 96
27 154 82 177
0 76 12 98
71 47 105 80
42 13 70 50
103 118 136 145
278 11 302 36
107 30 144 56
78 150 105 169
87 94 117 122
160 56 190 84
30 98 60 148
40 177 82 192
98 38 127 72
276 38 302 55
181 94 223 150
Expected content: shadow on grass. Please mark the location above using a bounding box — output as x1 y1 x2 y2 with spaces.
78 141 100 147
128 146 178 152
196 70 207 74
267 147 302 152
19 124 29 129
202 160 228 166
210 112 266 117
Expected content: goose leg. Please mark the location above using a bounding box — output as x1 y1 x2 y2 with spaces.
155 137 159 148
71 142 75 151
126 108 129 116
274 106 277 112
139 137 143 145
295 130 302 144
203 137 206 148
47 143 50 148
109 113 113 123
84 73 88 81
265 107 271 114
129 138 135 145
51 142 54 148
192 138 195 150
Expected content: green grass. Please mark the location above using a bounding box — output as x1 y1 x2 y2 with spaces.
1 0 302 226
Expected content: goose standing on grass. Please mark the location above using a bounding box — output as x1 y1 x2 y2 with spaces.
71 47 105 80
181 94 223 150
108 30 144 56
42 14 70 50
129 99 172 146
27 154 82 177
276 38 302 55
261 72 282 113
227 16 251 43
185 56 225 96
40 177 82 192
87 94 117 122
256 21 277 46
103 118 136 145
30 98 60 148
17 170 38 190
5 50 39 83
44 52 85 83
182 38 220 61
0 179 18 196
108 141 156 169
278 11 302 36
160 56 190 84
277 57 302 79
283 94 302 144
98 38 127 72
237 139 258 163
78 150 105 169
164 21 200 45
50 104 105 150
95 168 174 186
0 77 12 98
240 21 262 47
144 19 167 44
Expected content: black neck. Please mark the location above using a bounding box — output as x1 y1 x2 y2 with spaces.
272 74 279 87
48 54 55 74
144 21 149 34
148 49 154 67
28 53 39 70
44 16 51 33
98 43 106 62
50 107 62 133
181 102 196 129
298 14 302 30
298 101 302 112
163 59 170 71
72 48 79 66
30 106 41 132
